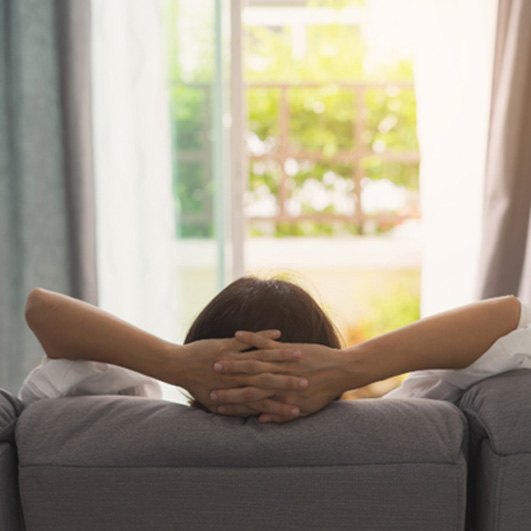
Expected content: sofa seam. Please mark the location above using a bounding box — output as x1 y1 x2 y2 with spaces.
454 455 467 531
18 461 466 470
490 440 504 531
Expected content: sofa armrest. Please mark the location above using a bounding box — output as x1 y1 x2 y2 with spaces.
0 389 25 530
460 369 531 531
0 389 23 443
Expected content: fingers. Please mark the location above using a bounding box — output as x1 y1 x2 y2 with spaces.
245 373 308 391
217 399 300 419
214 373 308 395
210 376 307 402
210 386 275 404
211 404 257 417
258 329 282 340
237 348 302 362
251 398 300 417
258 413 294 424
214 351 301 375
234 330 282 350
223 330 281 353
210 374 308 404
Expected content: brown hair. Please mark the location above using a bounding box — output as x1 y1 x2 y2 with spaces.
185 276 341 348
184 277 341 410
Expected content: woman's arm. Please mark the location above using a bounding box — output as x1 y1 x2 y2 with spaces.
211 295 522 421
24 288 306 416
25 288 176 377
349 294 521 377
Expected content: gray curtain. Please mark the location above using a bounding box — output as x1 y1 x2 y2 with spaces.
477 0 531 300
0 0 96 393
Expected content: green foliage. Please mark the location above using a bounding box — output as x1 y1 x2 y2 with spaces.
362 158 419 189
364 83 418 153
165 0 217 237
244 4 418 237
245 24 365 83
166 0 419 238
170 85 209 151
247 88 280 145
287 87 356 153
345 269 420 342
249 159 281 196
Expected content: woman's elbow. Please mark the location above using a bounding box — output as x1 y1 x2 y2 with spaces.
497 294 521 330
25 288 49 325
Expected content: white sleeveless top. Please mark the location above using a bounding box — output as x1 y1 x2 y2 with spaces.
19 358 161 405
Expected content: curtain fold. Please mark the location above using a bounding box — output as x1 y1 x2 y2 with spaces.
92 0 179 342
477 0 531 301
56 0 98 304
0 0 95 392
410 0 497 316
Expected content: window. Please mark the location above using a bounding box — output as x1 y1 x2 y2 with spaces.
162 0 495 398
243 0 420 397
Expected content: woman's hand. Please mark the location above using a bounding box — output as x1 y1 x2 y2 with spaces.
208 331 369 423
24 289 310 420
174 332 310 418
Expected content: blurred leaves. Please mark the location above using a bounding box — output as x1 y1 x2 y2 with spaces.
166 0 419 238
344 269 420 343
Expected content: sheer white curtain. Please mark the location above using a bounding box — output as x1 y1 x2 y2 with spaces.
92 0 180 342
411 0 498 316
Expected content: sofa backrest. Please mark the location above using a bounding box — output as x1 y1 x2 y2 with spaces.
16 395 467 530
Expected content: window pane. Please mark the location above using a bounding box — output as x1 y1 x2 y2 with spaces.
364 86 418 153
362 157 419 189
288 87 356 153
165 0 231 341
247 87 281 149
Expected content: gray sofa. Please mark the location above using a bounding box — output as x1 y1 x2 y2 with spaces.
1 370 530 530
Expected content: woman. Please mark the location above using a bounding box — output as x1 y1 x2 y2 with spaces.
22 277 528 423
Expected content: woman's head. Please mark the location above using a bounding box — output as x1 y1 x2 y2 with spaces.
185 276 341 348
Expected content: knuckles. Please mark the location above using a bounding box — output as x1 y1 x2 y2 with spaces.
247 360 261 373
242 387 257 401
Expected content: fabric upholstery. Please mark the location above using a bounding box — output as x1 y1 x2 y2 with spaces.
460 369 531 530
0 389 24 443
0 444 24 530
16 396 467 530
20 464 465 531
16 396 466 467
0 389 25 530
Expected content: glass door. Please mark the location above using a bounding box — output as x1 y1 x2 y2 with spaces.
165 0 243 338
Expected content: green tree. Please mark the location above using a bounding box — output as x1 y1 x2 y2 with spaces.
166 0 419 238
245 10 419 237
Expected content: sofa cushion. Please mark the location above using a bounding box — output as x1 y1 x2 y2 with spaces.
460 369 531 455
16 395 466 467
16 396 467 530
0 389 24 443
